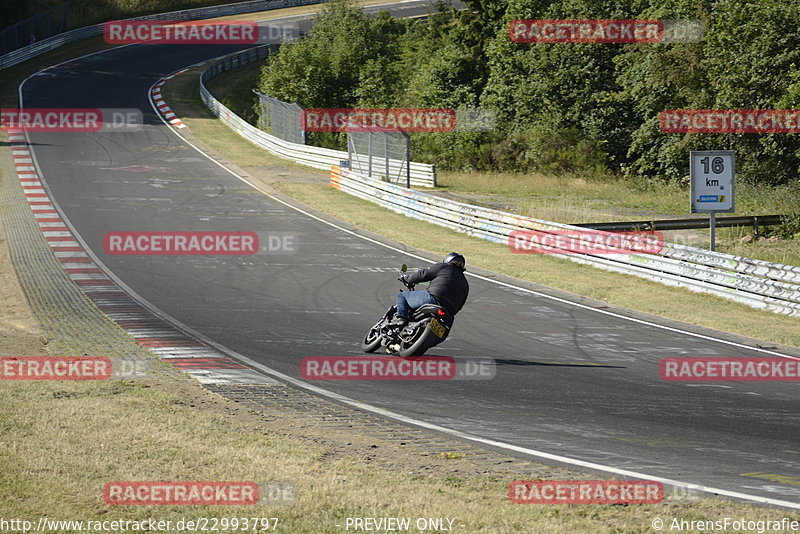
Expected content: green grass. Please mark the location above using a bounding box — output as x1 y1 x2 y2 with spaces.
67 0 254 30
206 62 262 126
438 170 800 224
3 379 796 534
434 171 800 265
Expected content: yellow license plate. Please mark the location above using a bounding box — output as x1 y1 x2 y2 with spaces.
428 320 445 338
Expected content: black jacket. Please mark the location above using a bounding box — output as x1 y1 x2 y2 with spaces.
404 262 469 316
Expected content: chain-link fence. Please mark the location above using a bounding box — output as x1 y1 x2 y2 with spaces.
254 90 305 145
203 48 435 186
1 2 72 56
347 130 411 187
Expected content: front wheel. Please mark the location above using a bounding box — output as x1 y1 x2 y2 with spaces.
361 326 382 353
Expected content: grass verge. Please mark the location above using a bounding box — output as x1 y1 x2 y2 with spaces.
436 171 800 266
206 62 262 126
3 378 799 533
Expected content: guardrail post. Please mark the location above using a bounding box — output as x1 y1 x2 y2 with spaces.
405 133 411 188
753 216 760 240
367 132 372 178
710 212 716 251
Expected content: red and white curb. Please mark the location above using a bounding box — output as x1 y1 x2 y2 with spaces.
150 68 188 129
7 128 274 385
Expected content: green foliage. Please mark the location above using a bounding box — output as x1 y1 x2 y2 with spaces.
258 2 419 109
618 0 800 184
777 212 800 239
257 0 800 186
1 0 65 29
66 0 242 30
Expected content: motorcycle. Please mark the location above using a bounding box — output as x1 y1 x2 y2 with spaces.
361 264 453 357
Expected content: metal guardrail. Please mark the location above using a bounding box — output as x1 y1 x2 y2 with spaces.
0 0 320 71
579 215 784 233
199 46 437 187
331 166 800 317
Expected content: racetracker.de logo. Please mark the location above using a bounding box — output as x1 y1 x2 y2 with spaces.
103 482 259 505
302 108 456 133
1 108 143 133
1 356 112 380
509 19 664 43
301 356 456 380
660 357 800 381
659 109 800 133
508 480 664 504
508 229 664 255
104 231 264 255
103 20 259 44
2 108 101 132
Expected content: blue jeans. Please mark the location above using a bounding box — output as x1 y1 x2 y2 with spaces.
396 290 438 320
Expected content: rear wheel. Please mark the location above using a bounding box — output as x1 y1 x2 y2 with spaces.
361 326 382 353
397 322 438 357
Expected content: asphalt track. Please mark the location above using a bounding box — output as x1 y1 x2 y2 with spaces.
17 0 800 509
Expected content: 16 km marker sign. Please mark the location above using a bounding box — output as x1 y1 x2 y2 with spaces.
690 151 735 214
690 150 735 251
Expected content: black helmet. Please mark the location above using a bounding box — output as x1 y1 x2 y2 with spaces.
443 252 466 271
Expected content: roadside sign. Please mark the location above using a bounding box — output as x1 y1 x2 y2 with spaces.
690 150 735 251
690 150 735 213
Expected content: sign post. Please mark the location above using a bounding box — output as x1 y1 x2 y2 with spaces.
690 151 735 251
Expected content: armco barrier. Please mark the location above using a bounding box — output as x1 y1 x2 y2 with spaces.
199 47 437 187
0 0 324 71
331 166 800 317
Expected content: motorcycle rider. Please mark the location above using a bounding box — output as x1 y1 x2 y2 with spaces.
389 252 469 327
